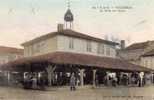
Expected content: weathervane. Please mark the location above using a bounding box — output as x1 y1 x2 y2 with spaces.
67 0 70 9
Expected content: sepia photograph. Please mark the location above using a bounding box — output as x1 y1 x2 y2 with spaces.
0 0 154 100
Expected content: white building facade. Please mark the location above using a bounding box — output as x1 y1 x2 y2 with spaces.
22 29 118 58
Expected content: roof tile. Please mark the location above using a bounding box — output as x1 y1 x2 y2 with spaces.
0 46 23 55
22 29 118 46
1 52 151 72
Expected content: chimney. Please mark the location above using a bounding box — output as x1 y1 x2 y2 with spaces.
57 24 64 32
120 40 125 49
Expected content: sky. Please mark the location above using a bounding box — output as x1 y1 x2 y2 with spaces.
0 0 154 48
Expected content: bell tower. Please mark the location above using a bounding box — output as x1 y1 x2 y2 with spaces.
64 0 74 29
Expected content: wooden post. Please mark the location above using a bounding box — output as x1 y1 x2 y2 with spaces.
151 72 154 83
128 73 132 85
93 69 96 87
7 71 11 86
79 69 84 86
46 65 56 86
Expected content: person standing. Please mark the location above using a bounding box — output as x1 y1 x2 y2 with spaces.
31 73 38 89
112 75 117 87
70 73 76 91
38 72 46 90
95 74 99 87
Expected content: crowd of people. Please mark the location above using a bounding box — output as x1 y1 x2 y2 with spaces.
22 72 77 91
69 72 153 91
21 71 153 91
95 72 152 87
23 72 47 90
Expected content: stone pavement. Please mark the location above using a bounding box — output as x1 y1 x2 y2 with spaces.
0 85 154 100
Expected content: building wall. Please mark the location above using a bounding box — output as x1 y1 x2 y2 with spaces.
0 54 9 65
118 49 144 65
118 50 143 66
0 53 23 65
23 35 117 58
141 56 154 70
57 35 116 57
24 36 57 57
118 41 154 68
144 41 154 53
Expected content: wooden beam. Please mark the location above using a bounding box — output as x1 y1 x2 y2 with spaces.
46 64 56 86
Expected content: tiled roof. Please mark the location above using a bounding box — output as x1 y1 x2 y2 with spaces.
142 49 154 57
1 52 151 72
125 42 148 50
125 41 154 50
21 29 119 46
0 46 23 55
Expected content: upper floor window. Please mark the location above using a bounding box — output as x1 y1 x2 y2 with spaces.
97 43 105 54
34 44 41 53
106 47 110 56
87 41 92 52
151 59 154 67
69 38 74 49
144 60 148 67
40 41 46 49
32 41 46 54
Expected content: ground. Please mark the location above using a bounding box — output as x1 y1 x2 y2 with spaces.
0 85 154 100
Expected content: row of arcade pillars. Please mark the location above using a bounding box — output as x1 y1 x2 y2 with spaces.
0 70 22 86
45 66 145 87
39 64 154 87
3 65 153 87
2 66 153 87
45 65 98 87
78 70 153 87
